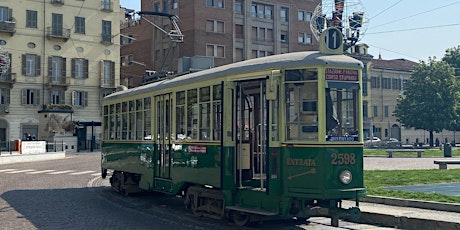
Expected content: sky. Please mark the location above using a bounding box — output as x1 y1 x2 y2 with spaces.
119 0 460 63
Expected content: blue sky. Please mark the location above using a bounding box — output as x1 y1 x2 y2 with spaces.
119 0 460 62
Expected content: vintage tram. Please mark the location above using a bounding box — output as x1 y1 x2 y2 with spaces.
101 28 365 226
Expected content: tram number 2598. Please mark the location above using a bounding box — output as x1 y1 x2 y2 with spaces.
331 153 356 165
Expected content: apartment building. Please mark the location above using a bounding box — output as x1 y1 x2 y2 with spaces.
0 0 120 151
120 0 320 87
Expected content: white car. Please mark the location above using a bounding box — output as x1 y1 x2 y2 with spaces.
365 137 381 143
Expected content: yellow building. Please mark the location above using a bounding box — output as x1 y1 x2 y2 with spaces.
0 0 120 151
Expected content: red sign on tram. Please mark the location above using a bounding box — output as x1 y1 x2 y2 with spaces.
325 68 358 81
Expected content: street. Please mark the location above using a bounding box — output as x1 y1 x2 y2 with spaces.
0 153 392 230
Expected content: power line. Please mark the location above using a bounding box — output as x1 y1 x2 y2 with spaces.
370 1 460 29
367 23 460 35
369 0 404 20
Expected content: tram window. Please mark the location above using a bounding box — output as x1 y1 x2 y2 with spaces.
176 91 186 139
285 68 318 141
326 87 359 137
109 104 115 139
213 85 222 140
136 99 143 140
144 97 151 139
199 87 211 140
187 89 198 139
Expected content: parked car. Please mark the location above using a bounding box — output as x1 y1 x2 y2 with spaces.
385 138 402 147
364 137 381 143
364 137 381 148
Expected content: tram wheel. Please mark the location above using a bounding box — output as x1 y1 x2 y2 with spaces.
232 211 251 226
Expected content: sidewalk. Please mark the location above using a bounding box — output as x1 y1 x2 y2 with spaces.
359 156 460 229
0 151 65 165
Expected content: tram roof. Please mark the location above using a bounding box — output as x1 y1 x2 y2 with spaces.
105 51 362 101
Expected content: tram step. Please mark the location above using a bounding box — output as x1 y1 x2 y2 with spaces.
226 206 278 216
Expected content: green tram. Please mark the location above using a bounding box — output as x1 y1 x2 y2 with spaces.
101 28 366 227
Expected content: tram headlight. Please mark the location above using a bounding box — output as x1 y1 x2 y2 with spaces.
339 170 352 184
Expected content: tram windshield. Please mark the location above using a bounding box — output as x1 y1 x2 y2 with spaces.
284 68 360 142
325 85 359 141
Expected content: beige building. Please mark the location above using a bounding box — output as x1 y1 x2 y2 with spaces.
0 0 120 151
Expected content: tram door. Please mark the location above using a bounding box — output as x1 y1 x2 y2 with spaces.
235 80 268 189
154 94 172 183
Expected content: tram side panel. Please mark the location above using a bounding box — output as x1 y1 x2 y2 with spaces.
282 145 365 199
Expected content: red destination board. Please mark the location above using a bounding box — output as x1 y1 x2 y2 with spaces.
325 68 358 81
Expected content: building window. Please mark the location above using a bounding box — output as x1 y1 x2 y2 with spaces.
71 58 88 78
163 1 169 13
50 90 65 105
49 56 66 83
235 0 243 15
382 78 391 89
298 32 312 44
251 3 273 19
52 13 63 36
102 20 112 43
75 16 85 34
101 60 115 86
26 10 37 28
363 101 368 118
280 31 288 43
373 105 378 118
22 88 40 105
0 7 11 21
384 106 389 117
206 44 224 58
22 54 40 77
280 7 288 22
206 19 224 33
235 24 244 39
235 48 244 62
172 0 178 9
298 10 312 22
154 3 160 12
206 0 224 8
371 77 380 88
72 91 88 107
102 0 112 11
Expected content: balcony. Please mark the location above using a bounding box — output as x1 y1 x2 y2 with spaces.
100 78 115 89
101 1 113 12
0 104 9 114
51 0 64 5
40 104 74 113
0 73 16 88
47 76 70 89
100 33 113 45
0 20 16 35
46 27 70 41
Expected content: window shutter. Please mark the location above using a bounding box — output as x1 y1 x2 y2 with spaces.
8 9 12 21
111 61 115 82
35 55 41 76
71 91 75 106
21 54 26 75
48 56 52 77
60 90 65 104
5 89 10 104
36 89 40 105
21 89 26 104
62 57 66 81
84 59 89 78
71 58 75 77
84 91 88 107
100 61 104 84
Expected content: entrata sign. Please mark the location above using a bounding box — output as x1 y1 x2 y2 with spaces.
325 68 358 81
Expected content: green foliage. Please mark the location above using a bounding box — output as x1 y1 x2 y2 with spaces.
365 168 460 203
394 58 458 133
443 45 460 75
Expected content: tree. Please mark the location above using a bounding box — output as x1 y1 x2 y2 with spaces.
443 46 460 75
394 58 458 146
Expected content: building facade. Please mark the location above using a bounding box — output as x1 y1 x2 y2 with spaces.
120 0 321 87
0 0 120 151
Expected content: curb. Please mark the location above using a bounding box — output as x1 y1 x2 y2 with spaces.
0 152 66 165
362 196 460 213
